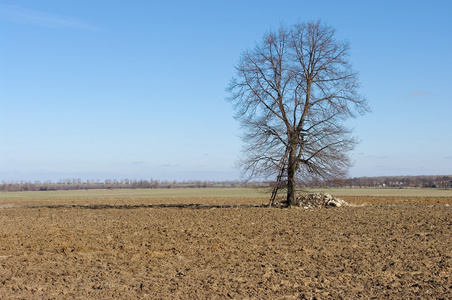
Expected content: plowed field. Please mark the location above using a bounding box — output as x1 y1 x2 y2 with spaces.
1 193 451 299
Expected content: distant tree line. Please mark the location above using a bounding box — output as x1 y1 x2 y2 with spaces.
324 175 452 189
1 175 451 193
0 179 265 193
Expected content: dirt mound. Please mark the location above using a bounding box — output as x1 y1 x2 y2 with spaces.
277 193 349 208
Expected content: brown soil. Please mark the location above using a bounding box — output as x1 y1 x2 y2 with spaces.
1 196 451 299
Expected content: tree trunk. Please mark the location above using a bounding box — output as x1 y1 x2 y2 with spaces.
286 144 297 206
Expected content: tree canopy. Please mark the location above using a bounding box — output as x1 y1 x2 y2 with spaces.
227 20 370 206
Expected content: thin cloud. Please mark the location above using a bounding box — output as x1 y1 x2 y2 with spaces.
160 164 180 168
409 90 430 98
367 155 388 159
0 4 102 31
446 156 452 160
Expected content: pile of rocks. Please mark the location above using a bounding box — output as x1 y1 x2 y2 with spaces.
277 193 349 208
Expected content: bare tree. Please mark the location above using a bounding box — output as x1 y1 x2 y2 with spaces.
227 21 369 206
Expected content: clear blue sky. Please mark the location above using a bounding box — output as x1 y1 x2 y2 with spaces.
1 0 451 182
